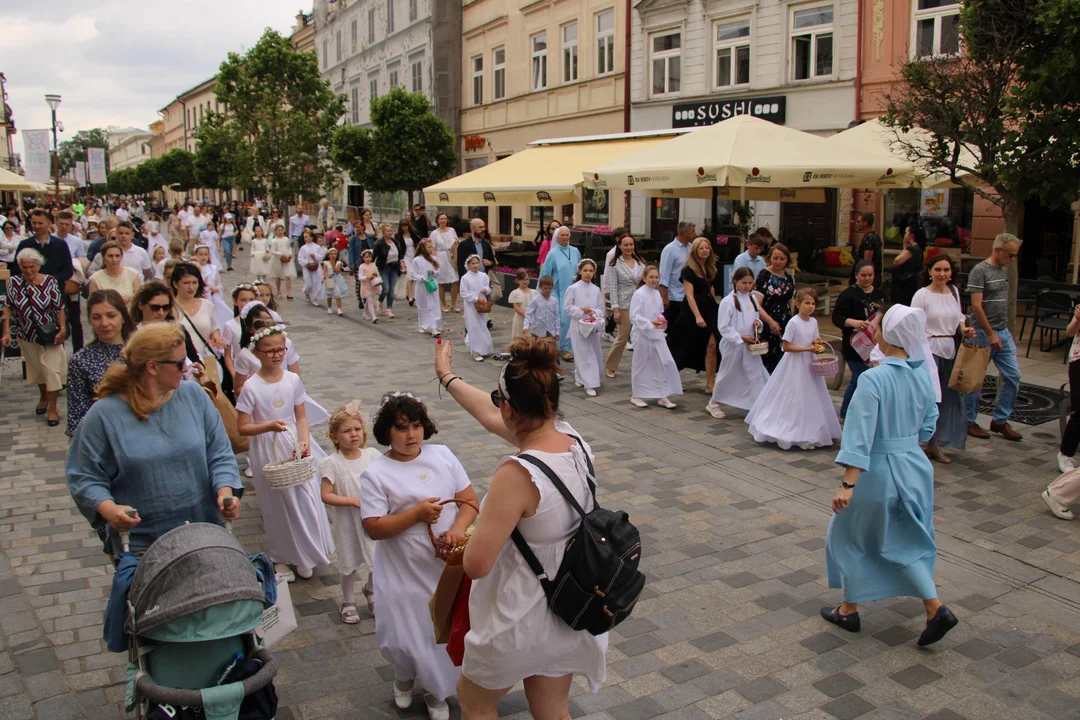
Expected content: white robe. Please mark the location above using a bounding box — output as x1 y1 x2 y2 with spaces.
711 291 770 411
745 315 842 449
298 243 327 301
564 280 604 390
459 270 494 356
630 285 683 400
410 256 442 333
429 228 459 285
199 230 224 269
249 238 273 277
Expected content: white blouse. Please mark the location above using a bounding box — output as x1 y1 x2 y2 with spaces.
911 286 964 360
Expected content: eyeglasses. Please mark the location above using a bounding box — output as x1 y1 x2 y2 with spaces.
147 303 172 313
256 347 287 357
1007 252 1019 259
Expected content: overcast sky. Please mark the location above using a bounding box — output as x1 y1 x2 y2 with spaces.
1 1 304 140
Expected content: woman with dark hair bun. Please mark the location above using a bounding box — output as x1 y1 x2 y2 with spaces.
434 335 608 720
66 290 136 437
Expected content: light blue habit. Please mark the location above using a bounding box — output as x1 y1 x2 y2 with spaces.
67 381 242 553
539 240 582 353
826 357 940 603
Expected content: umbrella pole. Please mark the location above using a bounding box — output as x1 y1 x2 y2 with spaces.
711 186 718 240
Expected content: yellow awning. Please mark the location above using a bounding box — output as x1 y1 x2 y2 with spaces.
425 136 673 206
0 167 36 192
641 187 826 203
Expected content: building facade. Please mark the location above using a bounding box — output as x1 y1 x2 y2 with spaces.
629 0 859 243
314 0 462 218
107 126 154 172
0 73 18 173
459 0 628 237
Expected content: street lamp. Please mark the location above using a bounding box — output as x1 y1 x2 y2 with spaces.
44 94 61 197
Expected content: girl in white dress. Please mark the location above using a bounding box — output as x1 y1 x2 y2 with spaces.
563 259 604 397
507 270 536 341
410 238 442 337
429 212 459 313
629 266 682 408
432 336 608 719
297 229 326 307
199 220 223 269
268 225 294 300
399 219 417 305
360 393 478 720
249 225 272 282
232 305 303 394
236 324 333 582
459 254 493 361
194 245 234 333
319 401 381 622
707 266 774 419
746 289 842 449
222 284 257 385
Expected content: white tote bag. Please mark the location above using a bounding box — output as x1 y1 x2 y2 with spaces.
256 577 297 648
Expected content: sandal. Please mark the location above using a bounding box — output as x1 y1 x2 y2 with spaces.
562 353 574 362
340 602 360 624
605 371 616 379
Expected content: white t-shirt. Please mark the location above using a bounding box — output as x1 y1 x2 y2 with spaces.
122 244 152 276
185 214 205 238
114 208 129 221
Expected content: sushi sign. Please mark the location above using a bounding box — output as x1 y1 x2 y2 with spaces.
672 95 786 128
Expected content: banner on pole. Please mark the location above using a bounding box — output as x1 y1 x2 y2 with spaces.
88 148 106 185
75 162 86 187
22 129 51 184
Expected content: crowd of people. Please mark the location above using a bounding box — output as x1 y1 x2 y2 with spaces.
0 191 1073 718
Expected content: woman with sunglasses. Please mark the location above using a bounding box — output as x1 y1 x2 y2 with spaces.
434 335 607 720
130 280 205 380
66 323 243 554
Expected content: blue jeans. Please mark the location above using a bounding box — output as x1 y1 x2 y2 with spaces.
379 266 399 308
348 236 362 268
221 235 236 268
964 328 1020 424
840 360 870 420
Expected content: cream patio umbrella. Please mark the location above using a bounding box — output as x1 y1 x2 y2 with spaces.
583 115 918 195
0 167 36 193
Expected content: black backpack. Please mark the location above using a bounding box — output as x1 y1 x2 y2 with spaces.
512 436 645 636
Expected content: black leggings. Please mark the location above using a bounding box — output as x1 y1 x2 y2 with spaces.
1062 360 1080 457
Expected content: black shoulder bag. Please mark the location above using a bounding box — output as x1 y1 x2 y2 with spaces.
512 435 645 636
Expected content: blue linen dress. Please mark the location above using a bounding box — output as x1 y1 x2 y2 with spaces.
826 357 940 603
66 381 242 553
539 243 582 353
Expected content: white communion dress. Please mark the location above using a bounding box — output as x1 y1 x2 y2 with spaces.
629 285 683 400
459 269 494 356
564 280 604 389
410 256 442 334
711 291 770 411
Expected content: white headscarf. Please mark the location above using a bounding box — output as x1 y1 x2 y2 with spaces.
881 305 941 402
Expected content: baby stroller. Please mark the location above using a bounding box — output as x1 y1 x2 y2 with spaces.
123 522 278 720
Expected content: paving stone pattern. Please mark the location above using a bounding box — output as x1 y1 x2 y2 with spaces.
2 253 1080 719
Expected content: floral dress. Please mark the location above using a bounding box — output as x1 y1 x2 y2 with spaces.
66 341 123 437
755 268 794 374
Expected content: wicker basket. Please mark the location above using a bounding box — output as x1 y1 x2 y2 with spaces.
428 498 480 563
263 428 315 490
474 297 493 313
747 326 768 356
811 344 839 376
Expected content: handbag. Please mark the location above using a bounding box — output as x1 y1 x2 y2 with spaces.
424 276 438 294
848 310 879 362
949 335 991 394
430 562 465 645
201 380 249 453
34 321 60 346
370 273 383 288
486 269 503 303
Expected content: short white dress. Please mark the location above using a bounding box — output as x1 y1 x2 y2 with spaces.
250 238 273 277
429 228 459 285
269 237 292 280
318 448 381 576
745 315 841 449
200 264 234 332
235 372 334 570
463 422 608 692
360 444 469 702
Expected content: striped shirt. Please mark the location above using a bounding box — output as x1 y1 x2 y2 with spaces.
966 260 1008 330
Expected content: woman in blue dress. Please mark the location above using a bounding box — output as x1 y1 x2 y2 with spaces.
822 304 959 647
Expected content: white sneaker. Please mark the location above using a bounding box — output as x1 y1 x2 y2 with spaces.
1042 489 1076 520
626 341 634 351
1059 452 1076 474
393 680 414 710
327 307 334 314
706 402 726 419
630 397 647 408
337 309 344 316
473 355 484 362
585 388 597 397
296 566 313 579
244 467 253 478
658 397 676 409
424 695 449 720
274 563 296 583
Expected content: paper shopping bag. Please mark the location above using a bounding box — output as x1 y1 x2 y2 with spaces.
429 562 466 645
446 576 472 667
257 578 297 648
848 311 880 363
201 380 249 453
949 340 991 394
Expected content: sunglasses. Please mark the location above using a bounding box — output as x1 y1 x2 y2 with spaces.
156 358 186 370
490 388 504 408
147 302 172 313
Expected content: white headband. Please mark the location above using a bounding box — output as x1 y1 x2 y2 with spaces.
239 300 266 321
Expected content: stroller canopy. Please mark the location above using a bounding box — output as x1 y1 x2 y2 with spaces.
127 523 266 639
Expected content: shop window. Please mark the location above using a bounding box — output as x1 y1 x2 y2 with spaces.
791 4 833 81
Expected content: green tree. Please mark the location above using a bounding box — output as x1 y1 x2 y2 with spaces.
158 149 198 193
193 111 251 193
108 167 134 195
133 159 164 197
885 0 1080 327
332 86 456 204
213 28 345 202
58 128 109 174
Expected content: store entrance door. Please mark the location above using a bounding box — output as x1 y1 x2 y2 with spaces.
780 189 838 254
650 198 679 242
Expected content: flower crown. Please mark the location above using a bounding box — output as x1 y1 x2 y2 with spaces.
373 391 418 423
465 254 482 266
239 300 266 321
232 283 256 298
193 243 210 253
577 258 597 272
249 324 287 350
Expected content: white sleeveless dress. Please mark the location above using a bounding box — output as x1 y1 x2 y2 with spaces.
463 422 608 693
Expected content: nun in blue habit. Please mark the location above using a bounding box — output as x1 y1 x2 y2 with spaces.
539 225 581 358
821 304 959 647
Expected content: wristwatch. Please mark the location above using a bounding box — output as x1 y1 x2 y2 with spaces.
841 481 856 490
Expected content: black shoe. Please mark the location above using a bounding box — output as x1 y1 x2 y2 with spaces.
408 298 415 306
227 267 234 272
47 418 59 427
820 606 861 633
487 319 494 330
35 406 47 415
917 605 958 646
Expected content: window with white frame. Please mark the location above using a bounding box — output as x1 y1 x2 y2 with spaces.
411 56 424 92
336 30 342 62
562 22 578 83
351 19 358 52
387 0 395 33
350 86 360 124
409 0 417 21
714 18 750 88
532 32 548 90
596 10 615 76
913 0 960 58
791 4 833 80
493 47 506 100
650 32 681 96
472 56 484 105
389 63 400 89
368 8 375 43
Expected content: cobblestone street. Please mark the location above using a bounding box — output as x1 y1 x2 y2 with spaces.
2 255 1080 720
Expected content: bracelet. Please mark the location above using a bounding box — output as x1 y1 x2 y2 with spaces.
438 373 453 387
445 376 460 392
841 481 855 490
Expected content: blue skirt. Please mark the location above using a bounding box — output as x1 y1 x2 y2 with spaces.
931 354 967 450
